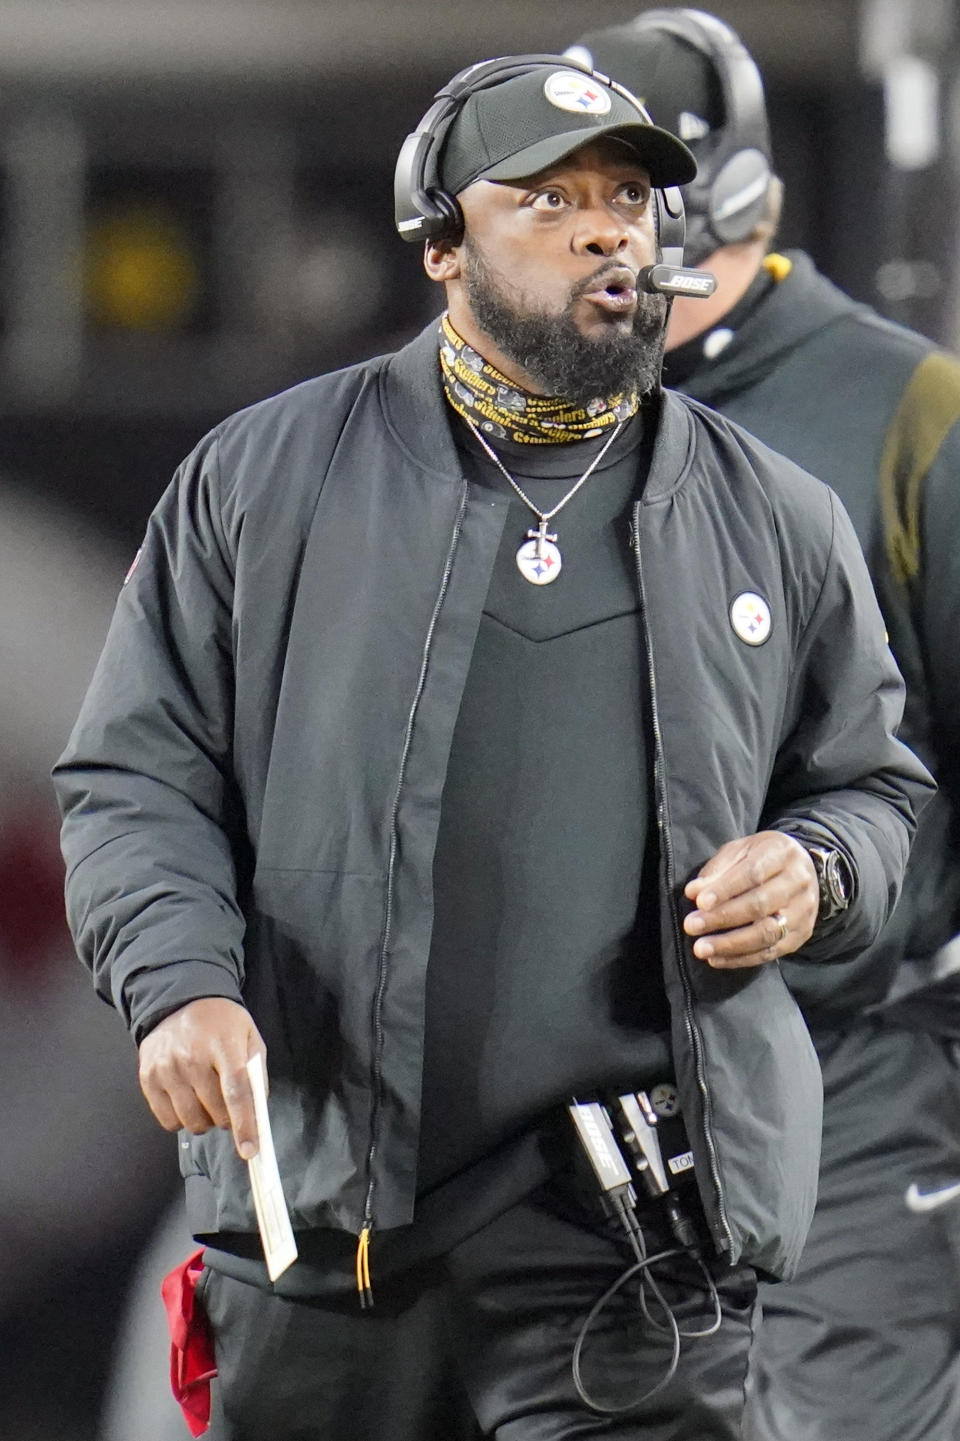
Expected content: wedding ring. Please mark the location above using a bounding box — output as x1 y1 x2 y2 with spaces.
772 911 789 944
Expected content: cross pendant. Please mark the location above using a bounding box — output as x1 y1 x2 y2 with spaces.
528 520 558 560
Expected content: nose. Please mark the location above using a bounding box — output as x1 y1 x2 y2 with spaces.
574 206 631 259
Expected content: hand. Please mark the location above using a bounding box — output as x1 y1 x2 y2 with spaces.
682 831 819 969
138 997 266 1159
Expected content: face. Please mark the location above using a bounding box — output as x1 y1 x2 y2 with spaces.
425 138 667 402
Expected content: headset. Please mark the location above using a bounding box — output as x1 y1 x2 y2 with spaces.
570 10 774 266
393 53 717 299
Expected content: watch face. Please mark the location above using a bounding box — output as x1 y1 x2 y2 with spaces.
825 850 851 903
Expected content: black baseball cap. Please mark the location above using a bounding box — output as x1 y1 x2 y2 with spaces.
567 23 769 162
567 28 723 151
438 63 697 196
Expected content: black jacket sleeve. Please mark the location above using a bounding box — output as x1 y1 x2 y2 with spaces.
53 431 248 1044
764 489 935 964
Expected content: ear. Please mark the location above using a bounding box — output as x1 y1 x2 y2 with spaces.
423 238 462 283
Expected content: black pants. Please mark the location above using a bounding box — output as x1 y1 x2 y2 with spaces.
745 1021 960 1441
203 1180 758 1440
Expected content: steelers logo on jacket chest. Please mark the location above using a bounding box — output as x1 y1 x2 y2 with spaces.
729 591 772 646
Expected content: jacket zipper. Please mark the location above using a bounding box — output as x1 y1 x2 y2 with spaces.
357 479 471 1307
631 504 734 1256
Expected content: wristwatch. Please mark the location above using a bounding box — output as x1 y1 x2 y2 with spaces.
802 843 853 925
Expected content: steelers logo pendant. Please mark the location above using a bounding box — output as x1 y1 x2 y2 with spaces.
517 535 562 585
517 522 562 585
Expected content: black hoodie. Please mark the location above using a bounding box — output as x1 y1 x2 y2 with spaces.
672 250 960 1026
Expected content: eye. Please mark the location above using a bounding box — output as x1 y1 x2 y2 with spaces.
616 182 650 208
529 189 567 211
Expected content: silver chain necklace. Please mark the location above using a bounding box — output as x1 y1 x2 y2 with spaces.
465 415 626 586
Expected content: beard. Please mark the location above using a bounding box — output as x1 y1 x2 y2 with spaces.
459 239 668 405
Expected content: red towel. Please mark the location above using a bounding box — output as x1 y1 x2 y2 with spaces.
161 1248 218 1437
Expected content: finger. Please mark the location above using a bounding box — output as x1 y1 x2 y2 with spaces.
691 911 791 963
162 1081 221 1135
701 944 781 970
683 841 751 900
684 850 770 909
687 845 790 912
139 1077 182 1133
684 876 792 937
694 858 779 912
192 1065 233 1131
138 1058 208 1132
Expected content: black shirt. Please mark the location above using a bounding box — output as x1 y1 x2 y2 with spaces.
418 411 672 1191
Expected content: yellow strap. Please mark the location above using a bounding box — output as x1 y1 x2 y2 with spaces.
356 1226 373 1309
879 351 960 586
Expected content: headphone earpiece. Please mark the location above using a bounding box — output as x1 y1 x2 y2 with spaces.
428 191 465 246
394 104 463 244
707 147 772 246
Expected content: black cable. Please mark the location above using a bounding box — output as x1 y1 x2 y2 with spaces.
615 1192 684 1339
637 1251 722 1341
572 1245 685 1415
571 1224 724 1414
680 1258 723 1339
614 1191 722 1343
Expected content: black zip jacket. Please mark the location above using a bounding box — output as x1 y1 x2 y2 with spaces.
54 321 931 1280
672 250 960 1024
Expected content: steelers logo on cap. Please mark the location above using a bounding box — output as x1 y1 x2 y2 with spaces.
730 591 772 646
544 71 612 116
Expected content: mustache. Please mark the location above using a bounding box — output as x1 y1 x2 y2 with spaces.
567 262 638 304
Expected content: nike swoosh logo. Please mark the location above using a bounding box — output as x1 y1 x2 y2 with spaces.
905 1180 960 1213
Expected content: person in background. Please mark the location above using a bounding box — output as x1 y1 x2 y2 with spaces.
568 11 960 1440
56 52 931 1440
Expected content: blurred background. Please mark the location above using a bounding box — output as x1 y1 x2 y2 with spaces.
0 1 957 1437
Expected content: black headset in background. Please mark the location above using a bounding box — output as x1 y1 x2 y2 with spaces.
570 9 773 265
393 53 689 272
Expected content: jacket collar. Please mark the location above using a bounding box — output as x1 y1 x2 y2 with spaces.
380 314 697 502
380 318 464 479
642 389 698 503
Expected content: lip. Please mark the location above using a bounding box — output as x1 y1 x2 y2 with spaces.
582 266 639 315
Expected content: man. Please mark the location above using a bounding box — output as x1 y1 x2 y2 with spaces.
55 55 931 1441
569 12 960 1440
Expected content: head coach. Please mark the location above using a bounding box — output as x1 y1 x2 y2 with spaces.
54 53 932 1441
